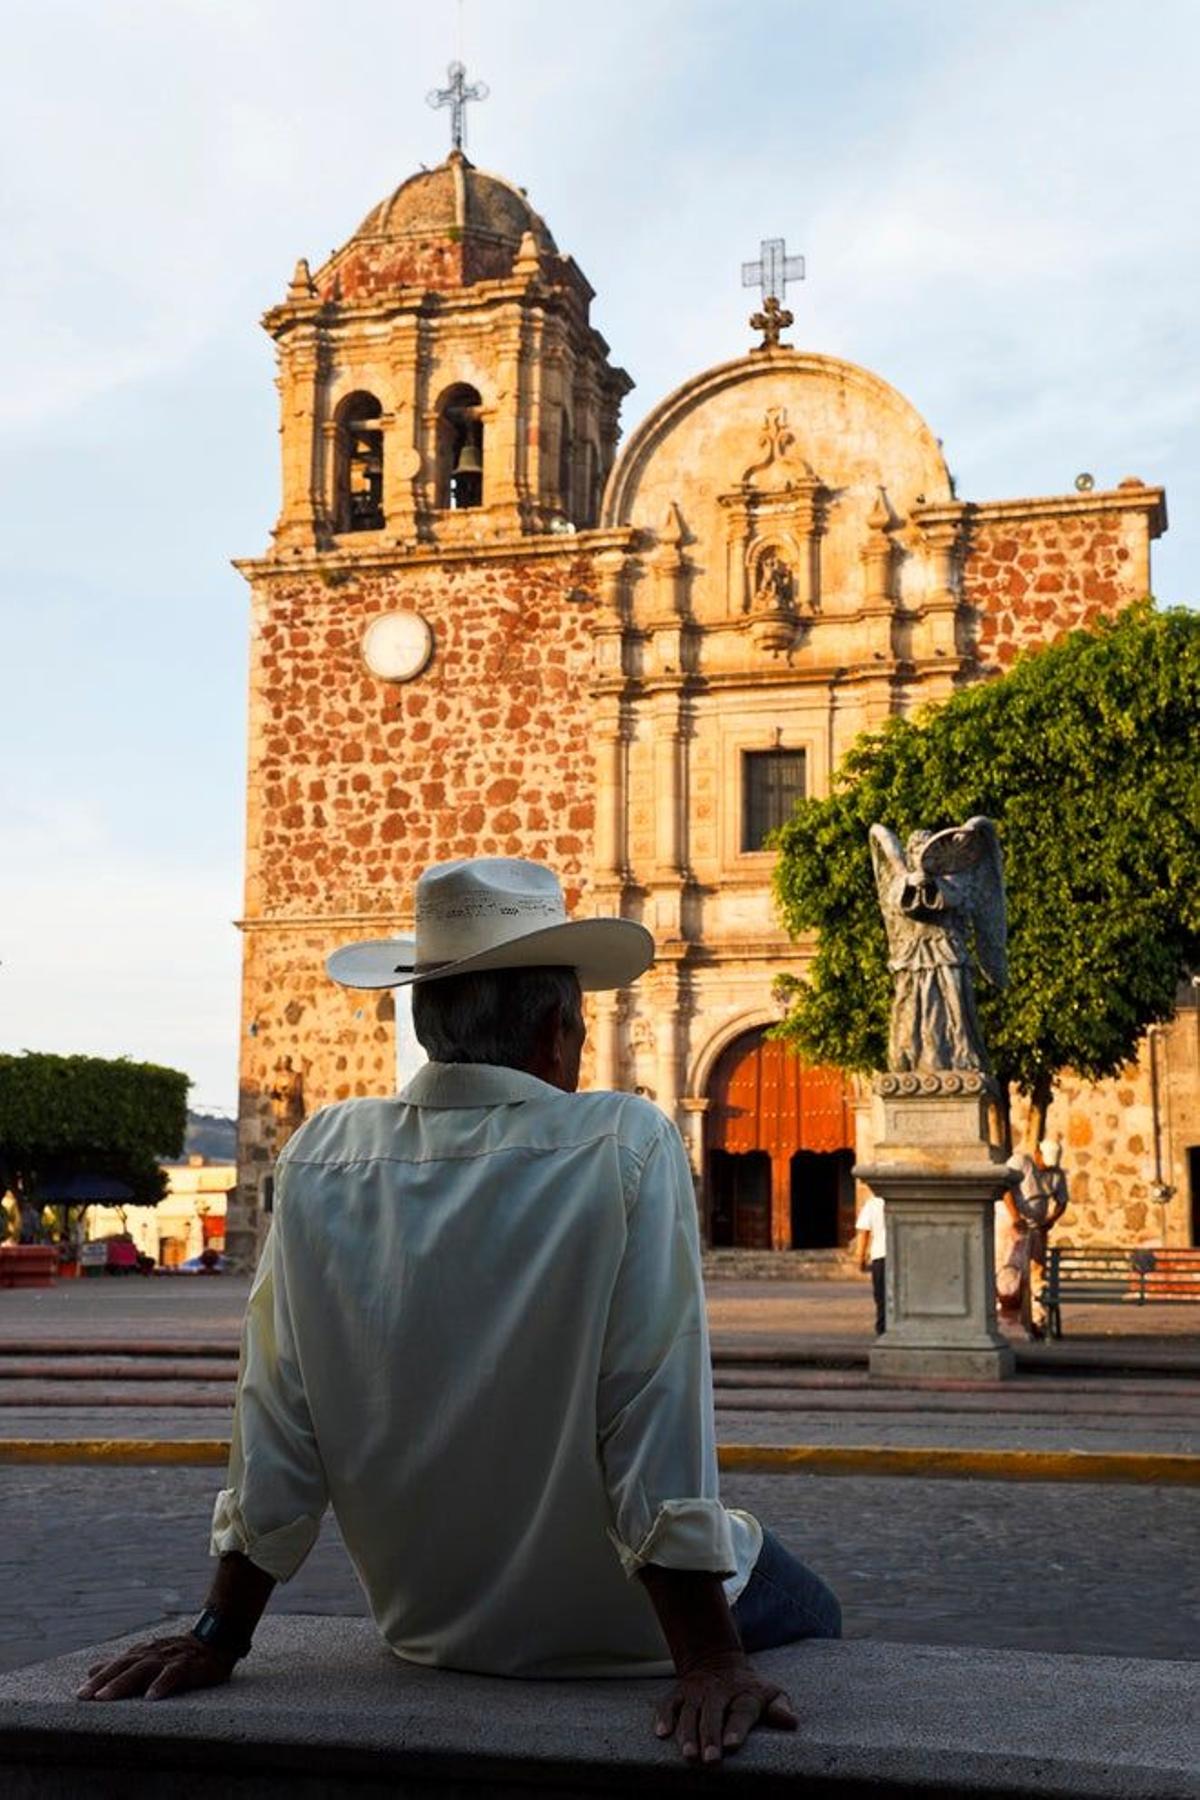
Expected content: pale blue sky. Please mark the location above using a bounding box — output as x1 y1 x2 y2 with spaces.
1 0 1197 1113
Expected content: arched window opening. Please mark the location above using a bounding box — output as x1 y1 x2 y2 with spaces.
582 440 601 528
437 384 484 510
557 409 573 520
336 392 384 532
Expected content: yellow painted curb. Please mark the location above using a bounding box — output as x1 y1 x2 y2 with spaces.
0 1439 229 1467
0 1439 1196 1485
718 1445 1200 1485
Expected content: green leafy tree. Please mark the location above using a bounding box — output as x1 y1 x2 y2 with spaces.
0 1053 189 1230
772 603 1200 1145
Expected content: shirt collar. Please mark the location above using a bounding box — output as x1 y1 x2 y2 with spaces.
399 1062 565 1109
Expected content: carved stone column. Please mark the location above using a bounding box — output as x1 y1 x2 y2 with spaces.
914 506 967 661
590 991 621 1091
590 550 630 898
678 1097 711 1229
383 318 424 543
489 317 532 534
272 322 328 550
652 971 682 1127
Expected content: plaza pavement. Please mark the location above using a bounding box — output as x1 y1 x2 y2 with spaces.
1 1275 1196 1679
2 1275 1197 1455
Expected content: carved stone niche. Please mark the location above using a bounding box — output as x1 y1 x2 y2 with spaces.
717 406 828 654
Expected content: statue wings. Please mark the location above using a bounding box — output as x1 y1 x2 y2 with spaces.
919 816 1007 987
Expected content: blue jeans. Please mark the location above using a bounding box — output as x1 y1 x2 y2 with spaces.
731 1528 842 1652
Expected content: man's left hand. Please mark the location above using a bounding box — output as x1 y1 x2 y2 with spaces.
77 1633 237 1702
654 1654 798 1763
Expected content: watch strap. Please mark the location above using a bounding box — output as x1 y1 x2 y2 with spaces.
191 1606 254 1661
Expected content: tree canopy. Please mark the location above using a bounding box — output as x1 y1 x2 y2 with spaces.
771 602 1200 1138
0 1052 190 1211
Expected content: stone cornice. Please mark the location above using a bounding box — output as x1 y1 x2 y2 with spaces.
234 526 637 583
598 659 972 699
264 260 605 344
916 485 1167 536
238 914 411 933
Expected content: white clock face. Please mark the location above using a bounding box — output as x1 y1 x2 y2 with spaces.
362 610 433 683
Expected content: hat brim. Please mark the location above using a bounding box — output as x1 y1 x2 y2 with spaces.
326 917 654 993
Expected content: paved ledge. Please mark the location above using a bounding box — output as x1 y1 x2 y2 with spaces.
1 1618 1196 1799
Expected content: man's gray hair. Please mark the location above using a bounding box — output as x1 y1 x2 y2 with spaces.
412 967 583 1068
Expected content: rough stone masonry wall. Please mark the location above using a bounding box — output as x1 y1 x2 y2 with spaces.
963 496 1194 1247
962 502 1149 671
236 546 597 1208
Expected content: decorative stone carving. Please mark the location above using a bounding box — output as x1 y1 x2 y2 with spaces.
870 818 1007 1074
268 1056 306 1154
718 408 828 651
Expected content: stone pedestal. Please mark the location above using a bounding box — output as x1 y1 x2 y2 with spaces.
856 1073 1017 1381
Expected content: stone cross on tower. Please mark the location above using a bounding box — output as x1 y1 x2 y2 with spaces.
742 237 804 352
426 60 489 153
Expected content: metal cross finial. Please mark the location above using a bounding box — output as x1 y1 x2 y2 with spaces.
426 60 489 153
742 237 805 304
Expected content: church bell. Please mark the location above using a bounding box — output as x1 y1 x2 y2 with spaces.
453 436 483 477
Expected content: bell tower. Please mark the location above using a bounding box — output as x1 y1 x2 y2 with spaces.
264 150 631 551
229 137 635 1268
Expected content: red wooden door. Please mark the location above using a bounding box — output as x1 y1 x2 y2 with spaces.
707 1033 854 1249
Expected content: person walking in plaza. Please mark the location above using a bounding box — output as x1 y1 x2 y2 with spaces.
855 1189 887 1336
1008 1138 1070 1340
78 857 841 1764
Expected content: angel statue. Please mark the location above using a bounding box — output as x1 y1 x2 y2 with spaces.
869 817 1007 1074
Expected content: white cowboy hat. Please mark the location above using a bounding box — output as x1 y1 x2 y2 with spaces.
326 857 654 992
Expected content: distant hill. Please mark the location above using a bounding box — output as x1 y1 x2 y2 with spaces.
167 1109 237 1165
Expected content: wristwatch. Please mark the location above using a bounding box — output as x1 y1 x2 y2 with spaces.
191 1607 254 1661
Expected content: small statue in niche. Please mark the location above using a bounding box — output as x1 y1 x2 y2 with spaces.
269 1056 306 1153
751 548 794 614
869 817 1007 1073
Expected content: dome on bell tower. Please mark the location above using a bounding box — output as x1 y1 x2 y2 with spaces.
314 150 558 302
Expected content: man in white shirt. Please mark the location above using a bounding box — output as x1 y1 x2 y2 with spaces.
79 859 840 1763
855 1191 887 1336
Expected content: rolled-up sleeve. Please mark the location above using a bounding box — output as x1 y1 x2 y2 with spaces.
210 1192 328 1582
597 1121 735 1580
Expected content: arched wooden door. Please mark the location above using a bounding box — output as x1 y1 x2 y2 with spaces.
706 1030 855 1251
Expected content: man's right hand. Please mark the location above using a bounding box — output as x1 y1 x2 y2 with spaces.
77 1633 237 1702
654 1651 798 1764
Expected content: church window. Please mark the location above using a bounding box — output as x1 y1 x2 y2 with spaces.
742 749 807 852
335 392 384 532
437 384 484 509
583 440 602 528
558 409 573 519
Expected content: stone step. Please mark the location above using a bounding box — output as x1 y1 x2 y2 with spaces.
703 1249 858 1279
1 1618 1194 1798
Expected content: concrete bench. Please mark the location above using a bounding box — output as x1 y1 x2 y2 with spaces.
1 1617 1196 1798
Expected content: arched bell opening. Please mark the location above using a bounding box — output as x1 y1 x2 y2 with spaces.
704 1028 855 1251
436 383 485 510
334 391 384 532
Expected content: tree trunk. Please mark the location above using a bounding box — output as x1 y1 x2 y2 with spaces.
1024 1070 1054 1150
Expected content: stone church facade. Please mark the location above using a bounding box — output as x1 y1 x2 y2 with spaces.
226 148 1197 1267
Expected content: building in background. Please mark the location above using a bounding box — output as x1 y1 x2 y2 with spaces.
85 1111 234 1268
226 133 1194 1267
